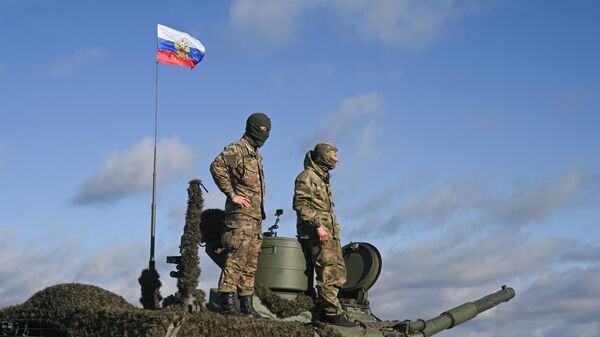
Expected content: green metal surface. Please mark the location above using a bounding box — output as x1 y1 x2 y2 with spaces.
341 242 382 292
256 237 309 292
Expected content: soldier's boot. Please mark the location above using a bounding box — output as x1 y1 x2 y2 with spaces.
219 292 240 315
323 314 359 327
239 295 258 317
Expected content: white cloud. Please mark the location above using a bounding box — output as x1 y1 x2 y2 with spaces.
0 228 82 307
339 91 385 117
228 0 488 48
479 169 583 224
350 168 593 236
367 231 600 337
312 92 384 145
229 0 313 42
49 48 108 76
354 121 379 161
299 92 385 194
73 136 195 205
330 0 469 49
73 243 148 303
0 226 221 310
74 244 145 280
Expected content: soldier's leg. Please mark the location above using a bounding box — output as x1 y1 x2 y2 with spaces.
218 228 245 293
300 239 316 297
238 226 263 296
237 224 262 316
313 238 346 317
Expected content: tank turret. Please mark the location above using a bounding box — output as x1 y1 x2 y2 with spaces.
201 211 516 336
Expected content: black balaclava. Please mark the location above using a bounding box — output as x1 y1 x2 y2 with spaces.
313 142 338 170
244 112 271 148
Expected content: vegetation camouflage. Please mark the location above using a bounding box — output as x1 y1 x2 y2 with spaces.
0 283 344 337
177 179 204 300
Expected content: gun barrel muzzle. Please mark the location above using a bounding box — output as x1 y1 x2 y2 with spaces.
408 286 515 337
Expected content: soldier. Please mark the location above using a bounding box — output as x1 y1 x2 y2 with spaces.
210 112 271 316
293 142 358 327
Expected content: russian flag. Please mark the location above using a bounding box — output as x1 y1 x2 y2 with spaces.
157 24 205 69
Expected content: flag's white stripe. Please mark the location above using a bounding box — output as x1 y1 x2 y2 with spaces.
157 24 205 53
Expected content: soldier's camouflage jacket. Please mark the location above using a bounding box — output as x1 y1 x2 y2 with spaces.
210 136 266 222
293 150 340 239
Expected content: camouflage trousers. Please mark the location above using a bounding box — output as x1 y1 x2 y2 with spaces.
218 214 263 296
301 236 347 316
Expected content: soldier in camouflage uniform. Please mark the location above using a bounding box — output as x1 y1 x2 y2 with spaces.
293 142 358 327
210 112 271 316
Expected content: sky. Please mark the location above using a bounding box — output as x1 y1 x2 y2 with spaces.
0 0 599 336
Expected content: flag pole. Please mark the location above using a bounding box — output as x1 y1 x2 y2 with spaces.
149 60 159 271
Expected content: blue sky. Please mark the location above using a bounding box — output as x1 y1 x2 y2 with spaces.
1 1 599 336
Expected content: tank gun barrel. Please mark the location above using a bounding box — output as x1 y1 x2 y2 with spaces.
402 285 515 337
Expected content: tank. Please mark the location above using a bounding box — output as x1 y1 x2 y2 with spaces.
204 232 516 337
0 179 516 337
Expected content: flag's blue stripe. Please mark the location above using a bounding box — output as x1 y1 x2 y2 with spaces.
157 37 205 63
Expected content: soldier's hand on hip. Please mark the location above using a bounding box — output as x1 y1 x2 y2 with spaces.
233 195 252 208
316 226 331 243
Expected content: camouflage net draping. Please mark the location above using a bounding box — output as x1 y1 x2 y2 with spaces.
176 179 205 301
177 310 315 337
138 267 162 310
159 179 206 309
0 283 176 337
254 283 316 318
252 284 343 337
0 283 344 337
199 208 226 244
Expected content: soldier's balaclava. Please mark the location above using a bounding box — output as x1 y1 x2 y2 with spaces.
313 142 338 170
244 112 271 148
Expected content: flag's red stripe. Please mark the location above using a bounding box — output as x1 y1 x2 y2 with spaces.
157 51 197 68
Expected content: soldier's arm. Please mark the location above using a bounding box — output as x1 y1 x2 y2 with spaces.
210 146 241 200
293 174 319 227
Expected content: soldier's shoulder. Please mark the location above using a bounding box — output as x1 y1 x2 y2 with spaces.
222 139 245 154
295 169 318 183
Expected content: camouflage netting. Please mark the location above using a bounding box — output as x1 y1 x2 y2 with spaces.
138 267 162 309
254 283 316 318
0 283 345 337
0 283 176 337
252 284 343 337
162 179 206 307
174 179 205 302
178 308 316 337
161 288 205 309
316 325 345 337
199 208 225 244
